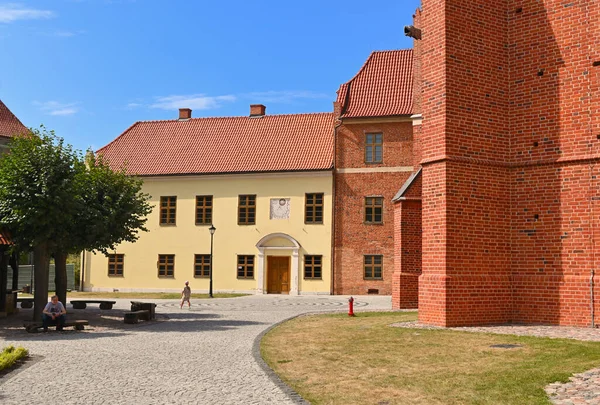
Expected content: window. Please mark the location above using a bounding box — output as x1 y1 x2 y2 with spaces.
194 254 211 278
305 193 324 224
158 254 175 277
196 196 213 225
237 255 254 279
107 254 124 277
365 197 384 224
364 255 383 279
238 195 256 225
304 255 322 279
160 196 177 225
365 133 383 163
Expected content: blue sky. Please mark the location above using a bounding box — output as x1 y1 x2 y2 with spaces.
0 0 420 152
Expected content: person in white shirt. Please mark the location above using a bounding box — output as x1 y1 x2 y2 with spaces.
42 295 67 332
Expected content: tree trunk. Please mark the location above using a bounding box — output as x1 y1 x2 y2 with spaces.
9 251 18 291
0 250 7 313
33 243 50 321
54 251 68 308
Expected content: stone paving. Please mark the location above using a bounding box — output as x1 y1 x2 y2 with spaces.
392 321 600 405
0 295 390 405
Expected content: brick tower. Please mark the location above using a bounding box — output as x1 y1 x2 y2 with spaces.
417 0 600 326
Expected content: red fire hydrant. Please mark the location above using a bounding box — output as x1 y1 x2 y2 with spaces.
348 296 355 317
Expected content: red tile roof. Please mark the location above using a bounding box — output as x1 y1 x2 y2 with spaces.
336 49 413 118
0 99 28 138
0 228 12 245
98 113 335 176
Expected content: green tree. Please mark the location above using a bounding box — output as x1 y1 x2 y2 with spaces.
0 127 81 320
52 152 152 305
0 128 152 319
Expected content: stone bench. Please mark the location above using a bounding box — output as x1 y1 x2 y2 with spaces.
130 301 156 320
24 320 89 333
17 297 34 309
124 310 151 324
70 300 116 310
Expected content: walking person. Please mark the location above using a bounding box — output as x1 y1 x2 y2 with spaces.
42 295 67 332
180 281 191 309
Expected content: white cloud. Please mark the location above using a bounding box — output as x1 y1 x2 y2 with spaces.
34 101 79 116
0 4 54 23
150 94 236 110
49 30 86 37
244 90 329 103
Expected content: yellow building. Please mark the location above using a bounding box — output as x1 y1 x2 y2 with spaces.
83 105 334 295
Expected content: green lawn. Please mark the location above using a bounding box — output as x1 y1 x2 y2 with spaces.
0 346 28 372
261 312 600 405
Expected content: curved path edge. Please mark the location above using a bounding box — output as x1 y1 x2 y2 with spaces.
252 312 311 405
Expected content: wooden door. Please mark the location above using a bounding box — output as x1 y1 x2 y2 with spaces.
267 256 290 294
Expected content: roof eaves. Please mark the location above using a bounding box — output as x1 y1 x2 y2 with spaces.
134 167 335 178
340 113 414 120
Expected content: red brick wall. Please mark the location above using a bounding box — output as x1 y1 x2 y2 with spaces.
334 121 414 295
392 175 422 309
419 0 600 326
508 0 600 327
419 0 512 326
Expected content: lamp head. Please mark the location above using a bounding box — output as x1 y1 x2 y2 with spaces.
209 224 216 235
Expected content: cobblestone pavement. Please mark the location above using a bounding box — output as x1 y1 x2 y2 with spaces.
545 369 600 405
0 295 390 405
391 321 600 342
392 321 600 404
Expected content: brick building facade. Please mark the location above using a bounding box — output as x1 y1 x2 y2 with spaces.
408 0 600 327
332 50 419 295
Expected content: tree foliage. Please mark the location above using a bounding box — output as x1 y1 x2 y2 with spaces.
0 127 152 319
71 153 152 255
0 127 81 250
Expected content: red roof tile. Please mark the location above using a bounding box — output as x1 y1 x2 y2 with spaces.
98 113 335 176
336 49 413 118
0 99 28 138
0 229 12 245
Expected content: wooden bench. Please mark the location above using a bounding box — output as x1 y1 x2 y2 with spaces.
123 310 151 324
23 320 89 333
17 297 34 309
70 300 116 310
130 301 157 320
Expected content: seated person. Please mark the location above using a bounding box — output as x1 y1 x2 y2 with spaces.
42 295 67 332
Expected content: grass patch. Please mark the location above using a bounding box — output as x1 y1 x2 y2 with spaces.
18 292 246 299
0 345 29 372
261 312 600 405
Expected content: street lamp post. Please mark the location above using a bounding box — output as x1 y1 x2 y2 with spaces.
209 224 216 298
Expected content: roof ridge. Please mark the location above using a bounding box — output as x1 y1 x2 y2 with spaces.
132 111 334 124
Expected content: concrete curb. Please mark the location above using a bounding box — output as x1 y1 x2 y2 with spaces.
252 313 312 405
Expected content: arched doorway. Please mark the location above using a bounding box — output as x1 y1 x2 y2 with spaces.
255 233 301 295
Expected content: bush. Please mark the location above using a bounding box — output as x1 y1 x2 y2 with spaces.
0 345 29 371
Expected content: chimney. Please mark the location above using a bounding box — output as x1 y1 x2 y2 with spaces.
179 108 192 120
250 104 266 117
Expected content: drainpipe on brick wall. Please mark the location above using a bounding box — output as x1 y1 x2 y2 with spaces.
592 269 595 328
330 115 343 295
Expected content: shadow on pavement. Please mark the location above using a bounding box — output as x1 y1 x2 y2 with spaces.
0 306 268 340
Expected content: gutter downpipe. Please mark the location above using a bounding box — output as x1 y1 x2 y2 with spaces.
592 268 595 328
331 119 343 295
